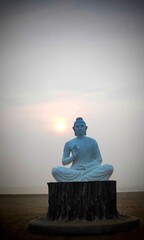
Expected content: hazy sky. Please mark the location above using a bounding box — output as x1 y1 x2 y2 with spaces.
0 0 144 193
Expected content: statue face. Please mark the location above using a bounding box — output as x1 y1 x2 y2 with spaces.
73 121 87 137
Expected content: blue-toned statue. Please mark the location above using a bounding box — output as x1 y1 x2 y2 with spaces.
52 117 113 182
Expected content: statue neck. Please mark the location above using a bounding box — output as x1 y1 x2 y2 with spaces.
76 135 85 139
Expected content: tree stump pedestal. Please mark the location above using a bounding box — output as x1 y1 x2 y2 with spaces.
47 181 119 221
28 181 139 235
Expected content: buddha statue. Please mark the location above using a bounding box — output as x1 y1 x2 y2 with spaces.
52 117 113 182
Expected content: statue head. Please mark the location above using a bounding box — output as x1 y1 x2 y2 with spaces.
73 117 88 136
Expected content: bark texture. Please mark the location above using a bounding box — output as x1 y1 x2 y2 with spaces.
47 181 119 221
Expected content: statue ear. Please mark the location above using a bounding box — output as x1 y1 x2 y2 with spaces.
72 126 75 132
85 126 88 135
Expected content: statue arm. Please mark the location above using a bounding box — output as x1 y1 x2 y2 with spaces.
86 140 102 169
62 142 74 166
93 140 102 164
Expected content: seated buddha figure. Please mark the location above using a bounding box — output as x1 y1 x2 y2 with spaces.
52 117 113 182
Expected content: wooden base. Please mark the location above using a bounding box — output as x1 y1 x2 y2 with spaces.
47 181 119 221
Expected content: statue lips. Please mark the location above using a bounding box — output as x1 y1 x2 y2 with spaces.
77 129 83 134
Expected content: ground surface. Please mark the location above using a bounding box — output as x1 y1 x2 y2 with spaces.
0 192 144 240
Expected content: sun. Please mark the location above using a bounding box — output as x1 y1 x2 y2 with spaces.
53 117 67 132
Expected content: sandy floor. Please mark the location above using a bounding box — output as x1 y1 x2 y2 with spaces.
0 192 144 240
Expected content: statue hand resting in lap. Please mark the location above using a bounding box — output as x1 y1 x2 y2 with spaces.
52 117 113 182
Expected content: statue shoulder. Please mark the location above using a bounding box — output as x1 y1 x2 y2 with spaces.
85 136 98 146
64 138 76 147
85 136 97 142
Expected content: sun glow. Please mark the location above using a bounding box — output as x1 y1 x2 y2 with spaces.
53 117 67 132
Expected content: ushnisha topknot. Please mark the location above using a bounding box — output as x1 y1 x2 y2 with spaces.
74 117 86 126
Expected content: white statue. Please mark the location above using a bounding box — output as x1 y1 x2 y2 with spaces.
52 117 113 182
